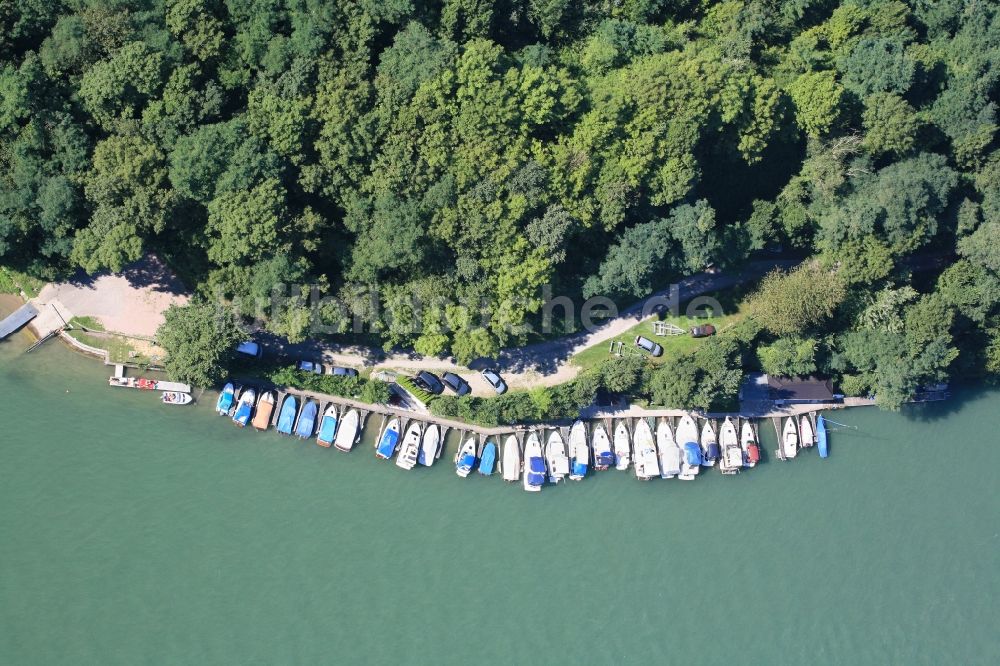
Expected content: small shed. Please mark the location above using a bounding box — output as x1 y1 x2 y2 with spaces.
767 376 838 404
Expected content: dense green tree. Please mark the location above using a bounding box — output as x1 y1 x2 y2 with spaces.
156 301 244 386
749 263 847 336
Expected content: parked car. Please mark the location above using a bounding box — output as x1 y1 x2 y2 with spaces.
298 360 324 374
634 336 663 357
481 369 508 395
690 324 716 338
414 371 445 395
236 341 263 358
330 366 359 377
441 372 471 396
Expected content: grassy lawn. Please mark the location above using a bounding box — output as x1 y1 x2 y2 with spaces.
570 292 748 370
0 266 45 298
65 328 157 366
69 316 106 331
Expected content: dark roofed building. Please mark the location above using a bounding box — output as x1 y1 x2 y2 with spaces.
767 376 838 404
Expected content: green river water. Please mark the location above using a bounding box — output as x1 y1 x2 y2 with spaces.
1 311 998 665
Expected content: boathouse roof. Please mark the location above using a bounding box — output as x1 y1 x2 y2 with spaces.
766 376 837 403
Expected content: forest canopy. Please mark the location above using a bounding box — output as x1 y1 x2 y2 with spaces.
3 0 1000 407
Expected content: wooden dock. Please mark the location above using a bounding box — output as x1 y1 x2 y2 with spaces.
0 303 38 340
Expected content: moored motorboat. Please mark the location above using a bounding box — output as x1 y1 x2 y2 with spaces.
677 414 701 480
276 394 299 435
799 414 815 449
294 399 318 438
523 433 545 492
334 408 360 452
592 423 614 470
251 391 275 430
656 419 681 479
161 392 192 405
568 421 589 481
613 420 631 471
817 415 829 459
395 421 422 470
479 439 497 475
632 419 659 480
741 419 760 467
502 436 521 482
316 404 338 447
701 420 719 467
544 430 569 483
418 424 440 466
232 387 256 427
216 382 236 415
719 417 742 474
455 438 478 477
781 417 798 459
375 417 401 459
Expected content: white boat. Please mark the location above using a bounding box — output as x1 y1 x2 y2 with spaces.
418 424 440 466
523 433 544 492
677 415 701 480
316 404 338 447
455 438 477 477
568 421 589 481
613 421 631 471
741 420 760 467
592 424 614 470
395 422 423 470
656 419 681 479
334 408 360 452
632 419 660 481
701 420 719 467
799 415 815 449
545 430 570 483
502 435 521 483
719 417 742 474
161 391 192 405
781 417 798 459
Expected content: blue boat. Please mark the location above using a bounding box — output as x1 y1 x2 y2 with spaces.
455 438 478 477
375 418 401 459
276 395 299 435
232 387 256 427
294 399 318 438
478 440 497 476
316 405 338 447
216 382 236 415
817 415 829 458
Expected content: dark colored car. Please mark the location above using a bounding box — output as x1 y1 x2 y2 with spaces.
330 366 359 377
481 369 508 395
441 372 471 396
690 324 717 338
634 336 664 357
415 371 445 395
298 360 324 374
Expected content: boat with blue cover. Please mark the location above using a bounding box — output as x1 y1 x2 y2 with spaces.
276 395 299 435
375 418 401 459
232 387 256 427
216 382 236 415
677 415 701 480
316 404 338 448
294 399 318 438
455 438 477 477
817 415 829 458
592 423 614 470
523 433 545 492
478 439 497 476
568 421 588 481
701 420 719 467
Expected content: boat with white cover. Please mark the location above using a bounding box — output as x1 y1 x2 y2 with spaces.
781 417 798 459
656 419 681 479
418 424 440 466
334 408 360 452
613 421 631 471
545 430 569 483
502 435 521 483
632 419 659 480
